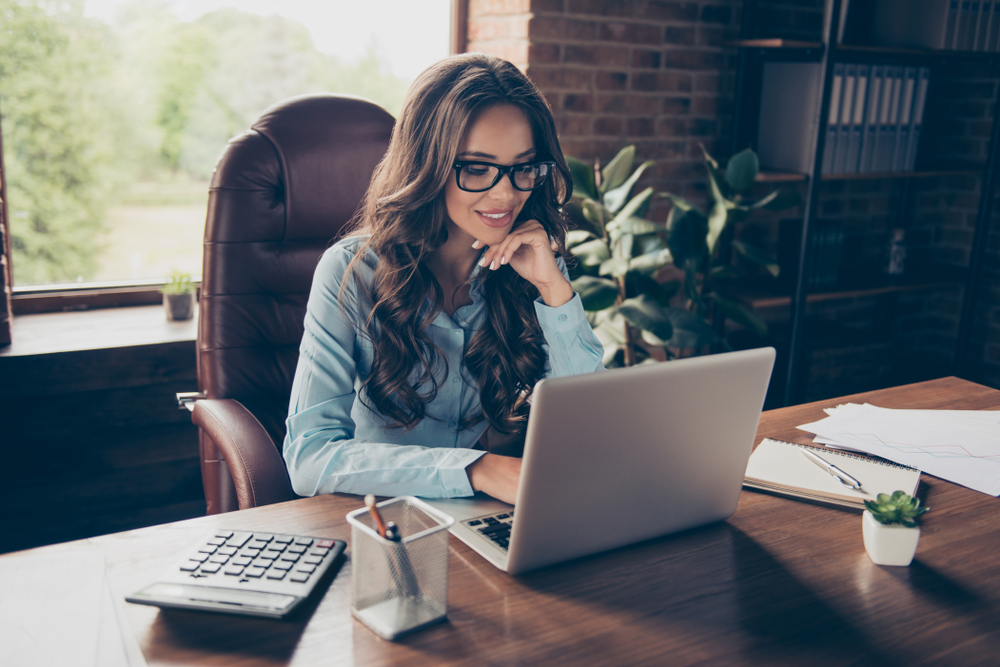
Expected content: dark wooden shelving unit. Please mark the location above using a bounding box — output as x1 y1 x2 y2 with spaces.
728 0 1000 406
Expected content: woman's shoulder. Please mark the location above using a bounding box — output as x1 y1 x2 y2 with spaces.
317 235 378 281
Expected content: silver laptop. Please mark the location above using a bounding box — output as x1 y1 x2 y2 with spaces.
426 346 775 574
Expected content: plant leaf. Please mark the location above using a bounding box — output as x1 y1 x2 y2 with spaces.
706 198 728 256
599 257 631 278
725 148 760 194
665 307 717 348
761 188 802 211
611 186 655 226
571 275 620 311
582 199 611 234
618 295 674 342
732 240 780 277
566 229 596 248
566 155 597 200
661 193 697 213
613 216 661 237
710 293 768 336
604 160 655 213
666 209 708 268
628 247 673 275
599 145 635 194
570 238 611 267
625 272 679 306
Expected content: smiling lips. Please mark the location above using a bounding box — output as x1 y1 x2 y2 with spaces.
477 209 514 228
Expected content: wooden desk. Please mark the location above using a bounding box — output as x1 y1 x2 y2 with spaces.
10 377 1000 666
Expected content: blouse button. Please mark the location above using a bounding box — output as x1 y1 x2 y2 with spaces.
557 314 568 322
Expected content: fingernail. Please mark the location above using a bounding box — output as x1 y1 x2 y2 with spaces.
489 261 497 270
472 240 481 249
479 257 488 267
500 256 507 265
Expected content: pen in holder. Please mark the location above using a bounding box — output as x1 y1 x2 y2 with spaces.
346 496 454 640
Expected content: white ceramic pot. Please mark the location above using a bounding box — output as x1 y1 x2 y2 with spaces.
862 510 920 566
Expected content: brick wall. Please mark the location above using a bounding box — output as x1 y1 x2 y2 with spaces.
463 0 1000 396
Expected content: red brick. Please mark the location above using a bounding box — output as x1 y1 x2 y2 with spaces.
563 93 594 112
468 39 530 67
468 0 532 14
632 71 692 93
564 44 630 66
596 71 629 90
528 42 561 63
599 22 663 45
565 0 634 17
632 49 662 68
596 93 661 114
627 117 656 136
526 65 591 90
594 116 624 136
662 96 691 115
556 114 593 137
639 1 698 21
662 49 725 71
529 16 597 41
664 26 697 45
559 138 636 163
468 16 530 41
697 26 727 47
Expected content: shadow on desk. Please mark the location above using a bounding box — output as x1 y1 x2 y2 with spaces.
503 523 910 667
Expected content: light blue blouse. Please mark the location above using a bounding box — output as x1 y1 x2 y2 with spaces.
282 236 605 499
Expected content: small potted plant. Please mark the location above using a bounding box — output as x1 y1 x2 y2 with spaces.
862 490 929 566
161 271 197 321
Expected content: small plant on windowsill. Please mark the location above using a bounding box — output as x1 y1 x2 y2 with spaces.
862 490 929 567
160 271 197 321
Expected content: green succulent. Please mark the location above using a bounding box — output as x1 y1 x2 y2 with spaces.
160 271 196 295
864 490 929 528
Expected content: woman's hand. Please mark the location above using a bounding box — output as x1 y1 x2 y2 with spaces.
466 453 522 505
475 220 573 307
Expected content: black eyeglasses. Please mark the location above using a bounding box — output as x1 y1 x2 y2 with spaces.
452 160 556 193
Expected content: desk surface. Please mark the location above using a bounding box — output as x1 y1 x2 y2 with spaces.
12 377 1000 666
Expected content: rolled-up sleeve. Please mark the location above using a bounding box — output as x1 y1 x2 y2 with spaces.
534 257 606 378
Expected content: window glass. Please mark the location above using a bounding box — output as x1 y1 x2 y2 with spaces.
1 0 450 287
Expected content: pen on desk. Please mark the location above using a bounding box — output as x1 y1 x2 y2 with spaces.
385 521 420 597
800 447 865 492
365 494 388 538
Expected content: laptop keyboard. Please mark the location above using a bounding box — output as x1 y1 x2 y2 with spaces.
464 511 514 551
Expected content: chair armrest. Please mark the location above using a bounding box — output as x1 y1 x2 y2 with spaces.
191 398 295 510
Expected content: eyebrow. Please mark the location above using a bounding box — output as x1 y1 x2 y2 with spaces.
457 148 536 160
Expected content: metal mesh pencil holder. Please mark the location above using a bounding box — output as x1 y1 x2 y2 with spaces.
346 496 454 640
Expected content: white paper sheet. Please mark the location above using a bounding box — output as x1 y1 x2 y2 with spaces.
798 403 1000 496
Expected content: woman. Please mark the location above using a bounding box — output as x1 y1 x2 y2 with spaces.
283 53 604 505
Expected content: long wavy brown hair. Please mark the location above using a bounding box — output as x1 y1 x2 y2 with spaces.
340 53 573 435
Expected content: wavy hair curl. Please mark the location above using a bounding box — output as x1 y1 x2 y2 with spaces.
342 53 573 435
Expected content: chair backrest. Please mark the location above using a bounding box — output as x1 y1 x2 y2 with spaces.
198 94 394 510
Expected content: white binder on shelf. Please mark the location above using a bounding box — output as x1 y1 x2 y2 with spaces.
905 68 931 170
875 66 902 173
892 67 917 172
823 64 844 175
971 0 993 49
846 64 869 174
859 64 883 173
833 64 857 173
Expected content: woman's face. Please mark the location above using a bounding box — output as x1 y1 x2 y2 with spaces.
444 104 535 249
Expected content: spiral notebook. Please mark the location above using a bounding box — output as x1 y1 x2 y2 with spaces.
743 438 921 509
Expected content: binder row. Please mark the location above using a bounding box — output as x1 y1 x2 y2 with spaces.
757 62 930 176
945 1 1000 51
824 64 930 175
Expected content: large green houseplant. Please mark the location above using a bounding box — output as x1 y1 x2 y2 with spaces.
565 146 798 367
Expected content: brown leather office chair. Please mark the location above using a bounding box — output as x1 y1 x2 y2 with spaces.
187 94 394 515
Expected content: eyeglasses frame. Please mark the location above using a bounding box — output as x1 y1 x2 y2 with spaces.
451 160 557 193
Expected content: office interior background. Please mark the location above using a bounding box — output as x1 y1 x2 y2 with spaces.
1 0 998 554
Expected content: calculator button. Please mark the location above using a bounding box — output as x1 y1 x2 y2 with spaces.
232 557 253 567
179 561 200 572
209 555 229 565
207 537 227 546
290 573 310 583
197 544 217 554
224 566 245 576
217 546 238 556
215 531 234 539
294 538 314 547
274 535 294 544
265 545 286 554
190 552 210 563
257 552 278 561
296 564 317 574
245 567 267 578
308 550 328 559
280 555 300 564
201 563 222 574
316 539 335 549
287 545 307 554
272 561 293 571
303 556 323 566
266 570 287 580
252 534 273 543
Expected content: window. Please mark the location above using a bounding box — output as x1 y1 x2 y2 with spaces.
0 0 451 310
